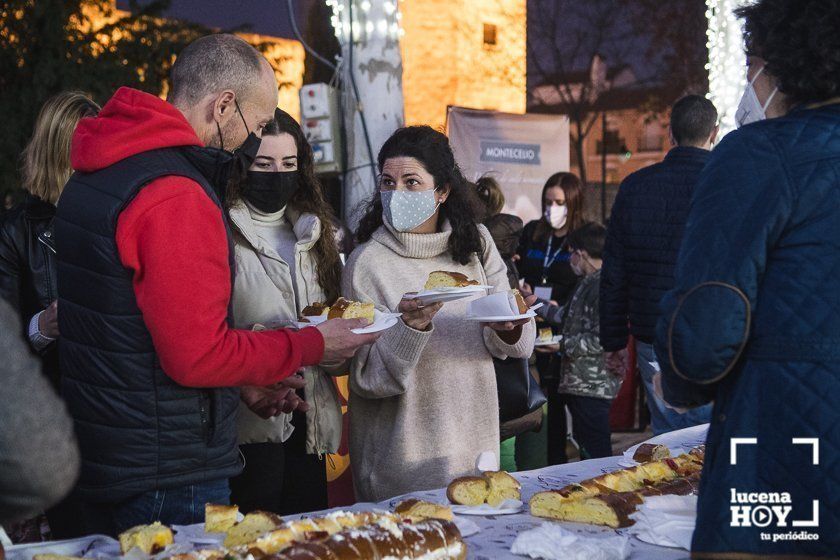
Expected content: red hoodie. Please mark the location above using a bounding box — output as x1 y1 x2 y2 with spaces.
71 87 324 387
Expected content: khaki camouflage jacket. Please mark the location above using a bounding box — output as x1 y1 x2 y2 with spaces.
536 269 621 399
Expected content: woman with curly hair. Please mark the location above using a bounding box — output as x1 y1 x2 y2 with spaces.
344 126 536 502
226 108 344 515
654 0 840 556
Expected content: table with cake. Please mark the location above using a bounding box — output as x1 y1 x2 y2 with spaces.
6 272 706 560
7 425 708 560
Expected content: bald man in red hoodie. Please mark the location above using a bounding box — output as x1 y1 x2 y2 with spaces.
54 34 377 534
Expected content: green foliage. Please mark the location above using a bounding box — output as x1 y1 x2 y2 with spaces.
0 0 210 199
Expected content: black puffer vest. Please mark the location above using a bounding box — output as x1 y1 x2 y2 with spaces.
54 147 241 502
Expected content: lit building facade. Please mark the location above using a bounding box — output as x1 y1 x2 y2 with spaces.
399 0 527 131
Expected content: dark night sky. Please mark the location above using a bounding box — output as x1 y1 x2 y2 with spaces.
116 0 316 39
117 0 662 89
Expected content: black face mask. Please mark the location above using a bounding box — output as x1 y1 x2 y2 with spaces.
196 100 262 204
244 170 300 213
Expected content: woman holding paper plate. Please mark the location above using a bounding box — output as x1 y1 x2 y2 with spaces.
225 108 345 515
344 126 536 502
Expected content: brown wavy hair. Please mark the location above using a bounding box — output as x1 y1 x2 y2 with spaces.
227 108 342 304
22 91 99 204
531 171 585 245
475 174 506 218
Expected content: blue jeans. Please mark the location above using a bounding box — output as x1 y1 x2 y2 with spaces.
81 479 230 536
635 342 711 435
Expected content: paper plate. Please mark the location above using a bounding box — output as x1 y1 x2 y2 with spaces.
465 310 537 322
450 499 524 516
403 285 491 306
424 285 493 293
619 424 709 467
351 311 402 334
300 314 328 325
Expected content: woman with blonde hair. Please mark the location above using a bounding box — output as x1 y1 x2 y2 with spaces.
0 91 98 537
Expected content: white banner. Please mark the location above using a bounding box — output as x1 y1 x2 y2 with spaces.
446 106 570 222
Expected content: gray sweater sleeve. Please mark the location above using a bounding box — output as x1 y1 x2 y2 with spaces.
0 299 79 525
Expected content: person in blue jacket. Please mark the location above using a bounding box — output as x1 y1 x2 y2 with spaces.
600 94 717 435
655 0 840 556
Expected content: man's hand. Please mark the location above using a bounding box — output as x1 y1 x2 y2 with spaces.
39 300 59 338
241 374 309 419
316 318 381 363
398 297 442 331
605 348 629 378
652 372 689 414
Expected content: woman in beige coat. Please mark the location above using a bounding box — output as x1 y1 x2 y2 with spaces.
344 126 536 502
227 109 344 514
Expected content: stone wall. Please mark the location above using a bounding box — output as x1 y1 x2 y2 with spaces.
400 0 527 130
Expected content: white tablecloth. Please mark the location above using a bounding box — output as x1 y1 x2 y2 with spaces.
6 425 709 560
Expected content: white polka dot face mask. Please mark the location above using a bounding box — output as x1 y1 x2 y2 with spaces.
381 188 440 232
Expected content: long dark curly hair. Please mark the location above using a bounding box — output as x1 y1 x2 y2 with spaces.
736 0 840 106
227 108 342 304
355 126 485 265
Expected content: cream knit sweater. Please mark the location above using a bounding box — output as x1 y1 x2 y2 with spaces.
342 221 536 502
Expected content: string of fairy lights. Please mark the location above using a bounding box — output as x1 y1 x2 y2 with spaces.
705 0 749 137
325 0 404 43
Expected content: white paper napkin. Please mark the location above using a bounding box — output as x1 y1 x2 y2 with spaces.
511 523 629 560
628 494 697 550
451 515 481 537
476 450 499 472
468 292 518 317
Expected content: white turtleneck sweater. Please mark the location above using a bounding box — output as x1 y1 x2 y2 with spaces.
246 202 300 304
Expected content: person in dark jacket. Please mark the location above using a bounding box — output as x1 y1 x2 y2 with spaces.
517 172 586 465
600 95 716 435
655 0 840 556
0 91 99 538
516 172 585 304
55 34 377 536
0 92 99 389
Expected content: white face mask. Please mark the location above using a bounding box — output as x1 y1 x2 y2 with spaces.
735 66 779 127
381 189 440 232
544 205 567 230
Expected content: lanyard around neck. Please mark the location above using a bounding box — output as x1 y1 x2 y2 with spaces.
542 235 565 276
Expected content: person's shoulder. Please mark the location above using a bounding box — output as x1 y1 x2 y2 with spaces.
0 201 26 231
344 228 387 275
476 222 493 241
755 107 840 156
522 219 540 236
125 175 216 217
619 159 671 191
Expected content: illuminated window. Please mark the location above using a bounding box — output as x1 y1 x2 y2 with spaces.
483 23 497 46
